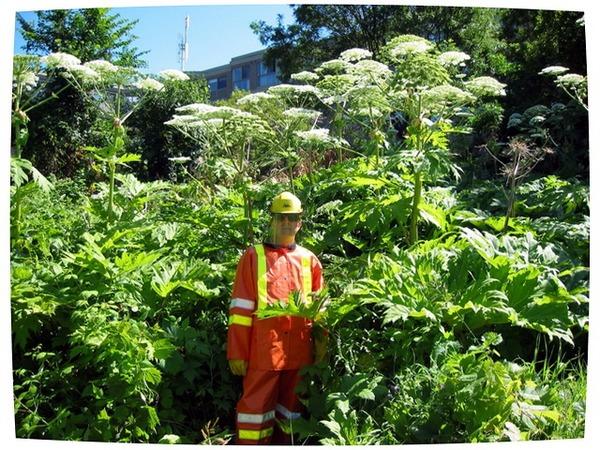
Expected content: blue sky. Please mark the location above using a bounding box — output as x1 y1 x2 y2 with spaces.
13 4 294 73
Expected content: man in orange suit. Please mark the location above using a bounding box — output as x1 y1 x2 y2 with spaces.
227 191 326 444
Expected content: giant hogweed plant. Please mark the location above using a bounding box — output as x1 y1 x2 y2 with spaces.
290 35 506 245
235 86 347 190
165 103 275 242
40 52 190 224
166 87 346 242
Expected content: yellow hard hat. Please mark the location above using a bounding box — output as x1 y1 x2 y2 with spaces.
271 191 303 214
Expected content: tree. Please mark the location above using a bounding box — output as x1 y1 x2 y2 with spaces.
251 5 507 81
16 8 148 68
251 5 405 81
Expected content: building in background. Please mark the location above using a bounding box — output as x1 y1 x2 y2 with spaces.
188 49 280 101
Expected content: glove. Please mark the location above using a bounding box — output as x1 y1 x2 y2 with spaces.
314 332 329 364
229 359 248 376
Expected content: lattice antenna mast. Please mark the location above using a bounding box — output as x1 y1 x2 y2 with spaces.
178 15 190 71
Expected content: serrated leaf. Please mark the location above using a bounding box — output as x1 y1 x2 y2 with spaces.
116 153 142 165
153 339 177 360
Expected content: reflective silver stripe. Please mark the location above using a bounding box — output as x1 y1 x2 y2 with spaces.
237 410 275 424
230 298 255 310
276 404 301 420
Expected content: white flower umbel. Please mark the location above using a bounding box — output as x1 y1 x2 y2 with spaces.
464 76 507 97
41 52 81 69
158 69 190 81
556 73 586 87
236 92 276 105
422 84 476 106
390 40 432 58
211 106 253 119
295 128 330 143
84 60 119 76
290 71 320 83
295 128 348 147
349 59 392 80
176 103 219 114
19 71 39 90
316 59 352 73
283 108 322 121
136 78 164 91
438 51 471 67
539 66 570 76
68 64 101 83
267 84 320 97
164 114 202 126
340 48 373 62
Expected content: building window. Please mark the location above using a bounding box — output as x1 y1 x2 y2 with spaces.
208 77 227 91
232 65 250 90
258 61 278 87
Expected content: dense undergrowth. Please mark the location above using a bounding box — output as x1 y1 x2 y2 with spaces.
11 156 588 443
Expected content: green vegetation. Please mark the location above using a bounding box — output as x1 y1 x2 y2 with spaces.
11 12 588 446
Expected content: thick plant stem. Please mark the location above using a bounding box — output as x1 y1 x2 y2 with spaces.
503 176 517 231
409 170 422 245
108 161 116 223
244 192 254 244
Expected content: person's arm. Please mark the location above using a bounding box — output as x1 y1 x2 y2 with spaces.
227 247 257 376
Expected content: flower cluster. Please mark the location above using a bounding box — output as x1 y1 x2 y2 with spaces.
85 60 119 75
340 48 373 62
136 78 164 91
40 52 81 69
68 65 101 83
267 84 320 97
349 59 392 81
295 128 348 147
176 103 219 114
158 69 190 81
422 84 476 106
389 39 432 58
315 59 351 74
283 108 321 122
16 71 39 90
438 51 471 67
539 66 570 76
236 92 276 105
464 76 507 97
170 104 257 124
290 71 320 83
555 73 586 87
164 114 202 126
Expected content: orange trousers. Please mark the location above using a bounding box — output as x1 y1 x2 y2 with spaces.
235 368 305 445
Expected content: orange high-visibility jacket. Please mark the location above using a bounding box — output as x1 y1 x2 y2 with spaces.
227 243 324 370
